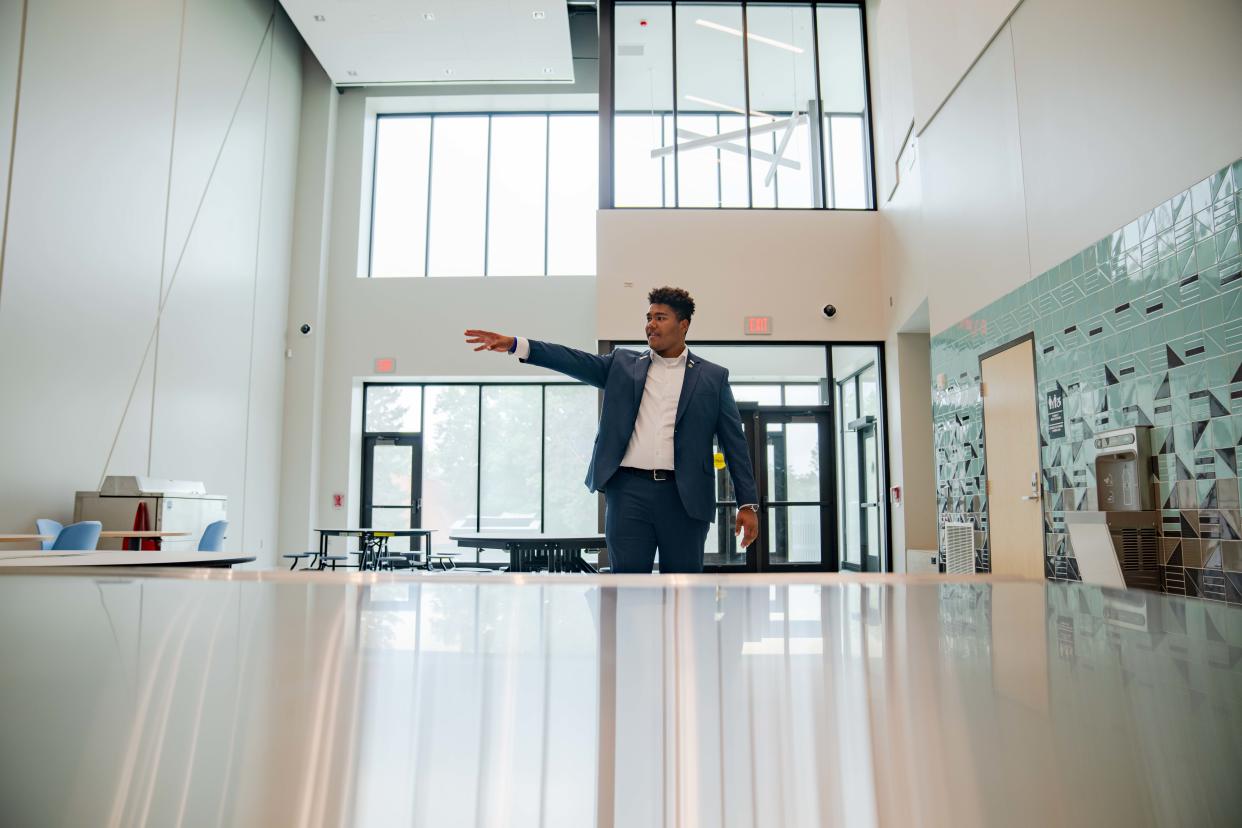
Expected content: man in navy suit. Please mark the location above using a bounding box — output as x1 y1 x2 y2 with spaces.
465 286 759 573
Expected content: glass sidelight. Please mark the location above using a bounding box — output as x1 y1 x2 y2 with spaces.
362 435 423 552
833 346 885 571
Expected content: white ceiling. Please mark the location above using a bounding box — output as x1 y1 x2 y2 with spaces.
279 0 577 87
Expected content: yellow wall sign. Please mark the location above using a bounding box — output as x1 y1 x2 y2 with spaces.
713 452 726 470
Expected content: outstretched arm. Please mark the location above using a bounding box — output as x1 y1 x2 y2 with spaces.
464 330 614 388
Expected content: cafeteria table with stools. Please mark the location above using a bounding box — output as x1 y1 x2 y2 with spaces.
449 532 605 573
314 528 436 571
0 550 255 568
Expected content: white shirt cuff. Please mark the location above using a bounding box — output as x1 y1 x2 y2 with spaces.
513 336 530 360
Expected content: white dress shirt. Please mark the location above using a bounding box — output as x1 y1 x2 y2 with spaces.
620 348 686 470
514 337 685 469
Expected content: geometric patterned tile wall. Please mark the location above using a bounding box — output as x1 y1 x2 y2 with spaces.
931 158 1242 606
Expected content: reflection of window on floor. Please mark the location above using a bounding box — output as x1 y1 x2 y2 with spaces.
363 383 599 564
611 1 873 209
369 113 598 278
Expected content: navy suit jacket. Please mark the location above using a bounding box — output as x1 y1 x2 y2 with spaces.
522 340 759 523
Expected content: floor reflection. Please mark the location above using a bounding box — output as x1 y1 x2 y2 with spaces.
0 575 1237 827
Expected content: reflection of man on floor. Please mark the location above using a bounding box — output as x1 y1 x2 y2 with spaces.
466 286 759 573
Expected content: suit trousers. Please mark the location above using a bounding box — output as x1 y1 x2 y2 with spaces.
603 472 711 574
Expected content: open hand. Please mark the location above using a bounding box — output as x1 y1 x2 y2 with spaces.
465 329 515 353
734 508 758 548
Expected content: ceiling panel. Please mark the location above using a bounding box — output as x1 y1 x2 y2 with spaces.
280 0 576 86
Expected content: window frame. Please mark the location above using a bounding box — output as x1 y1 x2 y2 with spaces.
602 339 892 572
367 111 600 279
599 0 877 211
361 380 599 549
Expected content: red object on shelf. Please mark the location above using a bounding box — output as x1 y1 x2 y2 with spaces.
129 502 158 551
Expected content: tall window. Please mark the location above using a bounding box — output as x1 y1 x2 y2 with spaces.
608 1 874 209
369 113 599 278
362 383 599 557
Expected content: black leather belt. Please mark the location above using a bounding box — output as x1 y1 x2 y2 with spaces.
618 466 676 481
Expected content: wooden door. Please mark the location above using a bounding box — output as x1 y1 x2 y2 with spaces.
981 338 1044 579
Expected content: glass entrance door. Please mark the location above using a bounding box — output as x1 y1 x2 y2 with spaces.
361 435 423 552
757 407 834 570
704 405 835 572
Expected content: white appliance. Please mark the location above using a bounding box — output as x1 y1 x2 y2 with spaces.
74 476 227 552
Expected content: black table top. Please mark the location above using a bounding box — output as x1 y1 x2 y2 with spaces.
450 531 607 550
316 528 436 536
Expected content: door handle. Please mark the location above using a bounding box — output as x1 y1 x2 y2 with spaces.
1020 495 1040 501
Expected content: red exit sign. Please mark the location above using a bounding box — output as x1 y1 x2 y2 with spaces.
744 316 772 335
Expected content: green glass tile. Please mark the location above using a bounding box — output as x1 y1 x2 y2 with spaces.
1212 165 1235 202
1210 417 1235 450
1195 209 1214 242
1216 226 1240 262
1192 177 1214 214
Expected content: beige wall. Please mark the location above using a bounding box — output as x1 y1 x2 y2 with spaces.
1010 0 1242 276
0 0 301 562
597 209 884 342
873 0 1242 336
918 26 1031 334
907 0 1020 131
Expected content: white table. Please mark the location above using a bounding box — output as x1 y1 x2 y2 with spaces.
0 550 253 568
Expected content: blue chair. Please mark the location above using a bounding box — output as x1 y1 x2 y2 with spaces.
51 521 102 551
35 519 63 551
198 520 228 552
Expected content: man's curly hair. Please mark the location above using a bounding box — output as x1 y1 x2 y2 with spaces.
648 286 696 322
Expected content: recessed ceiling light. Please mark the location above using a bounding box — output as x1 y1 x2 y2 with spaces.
313 14 325 22
695 18 804 54
684 93 774 120
346 70 358 77
543 67 554 74
422 12 435 22
532 11 546 20
443 68 454 76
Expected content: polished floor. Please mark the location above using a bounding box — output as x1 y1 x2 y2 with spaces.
0 570 1238 827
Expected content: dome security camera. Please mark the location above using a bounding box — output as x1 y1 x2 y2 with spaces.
299 323 313 335
821 304 837 319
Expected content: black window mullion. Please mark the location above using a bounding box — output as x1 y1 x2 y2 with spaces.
543 114 551 276
366 116 382 277
475 385 483 532
857 1 878 209
670 0 680 207
810 3 827 209
715 113 723 206
483 116 493 276
424 116 435 276
540 385 547 532
741 0 754 209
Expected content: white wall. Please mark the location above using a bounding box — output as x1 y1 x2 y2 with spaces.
874 0 1242 336
906 0 1020 131
280 83 599 535
597 209 884 342
0 0 301 563
0 0 24 244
